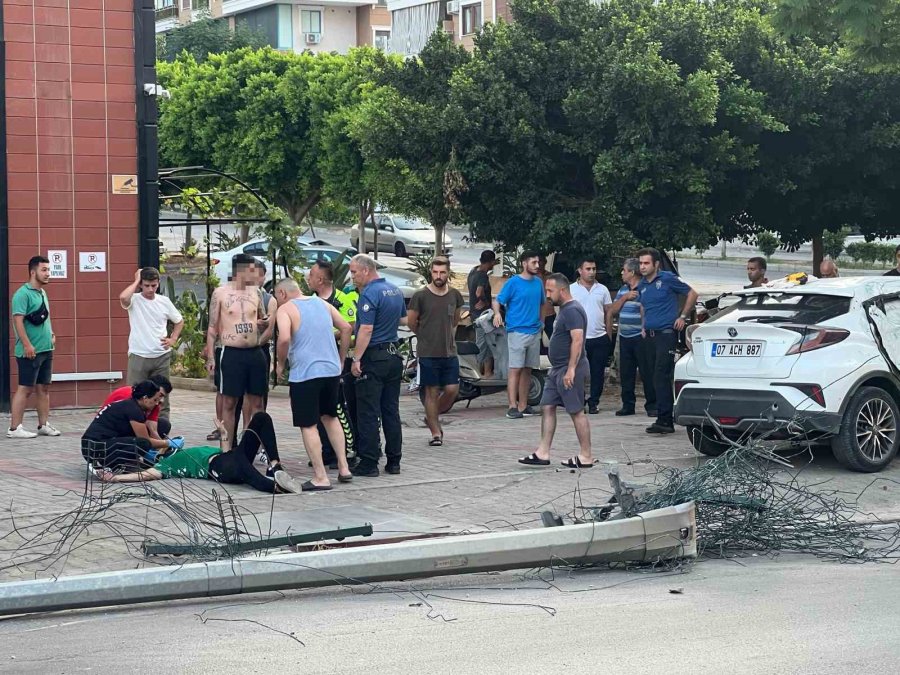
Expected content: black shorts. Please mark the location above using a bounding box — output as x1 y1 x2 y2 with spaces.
419 356 460 387
213 346 223 390
290 376 340 428
17 351 53 387
218 346 268 398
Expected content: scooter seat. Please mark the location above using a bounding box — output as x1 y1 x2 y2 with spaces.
456 341 480 356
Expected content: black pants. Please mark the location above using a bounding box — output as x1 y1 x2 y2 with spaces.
234 345 271 439
81 436 152 471
619 335 657 413
321 368 357 464
585 335 611 407
355 349 403 467
643 330 677 425
208 412 280 493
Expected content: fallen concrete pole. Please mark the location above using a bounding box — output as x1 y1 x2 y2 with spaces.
0 503 695 617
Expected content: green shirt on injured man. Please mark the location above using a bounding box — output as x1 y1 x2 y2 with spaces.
154 446 221 479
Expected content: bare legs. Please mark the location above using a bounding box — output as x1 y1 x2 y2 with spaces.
300 416 350 487
532 406 592 463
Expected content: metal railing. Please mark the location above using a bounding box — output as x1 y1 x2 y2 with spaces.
155 4 178 21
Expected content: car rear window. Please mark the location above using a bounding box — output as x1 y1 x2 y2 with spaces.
713 293 851 325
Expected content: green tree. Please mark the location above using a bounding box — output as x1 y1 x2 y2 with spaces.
822 227 850 260
755 231 780 258
157 15 268 63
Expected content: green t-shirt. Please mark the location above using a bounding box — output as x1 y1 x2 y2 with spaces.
11 284 53 358
154 446 221 479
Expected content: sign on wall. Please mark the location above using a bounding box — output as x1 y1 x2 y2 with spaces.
48 250 67 278
111 175 138 195
79 252 107 272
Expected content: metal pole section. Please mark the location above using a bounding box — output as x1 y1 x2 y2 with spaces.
0 504 695 617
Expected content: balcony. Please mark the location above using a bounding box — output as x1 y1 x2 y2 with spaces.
155 5 178 21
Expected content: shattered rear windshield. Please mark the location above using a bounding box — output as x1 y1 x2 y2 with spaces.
712 293 851 325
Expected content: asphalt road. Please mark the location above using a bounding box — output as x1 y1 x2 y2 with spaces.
1 554 897 673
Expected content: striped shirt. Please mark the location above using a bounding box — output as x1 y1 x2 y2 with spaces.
615 285 642 339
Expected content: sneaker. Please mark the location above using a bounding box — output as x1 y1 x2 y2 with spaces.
37 423 61 437
587 404 600 415
521 406 539 416
273 470 301 494
506 407 524 419
615 408 635 417
265 462 284 479
7 425 37 439
351 463 380 477
385 462 401 475
646 423 675 434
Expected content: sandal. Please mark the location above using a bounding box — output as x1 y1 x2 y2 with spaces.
338 473 353 483
518 453 550 466
301 480 333 492
429 436 443 447
561 456 595 469
206 429 221 441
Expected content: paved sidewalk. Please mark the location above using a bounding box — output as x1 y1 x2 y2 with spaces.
1 387 899 581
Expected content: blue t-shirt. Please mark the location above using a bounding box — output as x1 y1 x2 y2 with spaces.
638 271 691 330
615 285 642 339
497 275 544 334
356 277 407 346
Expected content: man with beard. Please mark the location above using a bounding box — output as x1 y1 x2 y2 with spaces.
518 274 594 469
569 256 612 414
407 257 464 446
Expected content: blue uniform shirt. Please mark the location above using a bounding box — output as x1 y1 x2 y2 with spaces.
356 277 407 345
638 271 691 330
496 275 544 335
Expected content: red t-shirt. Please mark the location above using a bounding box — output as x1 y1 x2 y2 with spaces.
103 385 160 422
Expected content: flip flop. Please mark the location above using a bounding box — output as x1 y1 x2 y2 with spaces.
429 436 443 447
561 457 595 469
301 480 333 492
206 429 221 441
338 473 353 483
518 453 550 466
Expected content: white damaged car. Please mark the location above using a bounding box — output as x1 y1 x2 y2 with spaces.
674 276 900 472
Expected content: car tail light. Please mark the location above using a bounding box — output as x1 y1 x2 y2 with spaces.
781 383 826 407
782 325 849 355
674 380 697 398
718 416 740 425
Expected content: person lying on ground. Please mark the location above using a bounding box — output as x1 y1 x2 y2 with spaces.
93 412 301 494
81 380 184 471
101 375 173 439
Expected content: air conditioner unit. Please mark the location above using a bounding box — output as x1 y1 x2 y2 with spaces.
305 33 321 45
447 1 460 14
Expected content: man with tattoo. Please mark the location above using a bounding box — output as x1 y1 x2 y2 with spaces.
206 254 268 450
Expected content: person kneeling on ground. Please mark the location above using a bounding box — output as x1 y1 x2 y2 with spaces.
81 380 184 471
94 412 301 494
101 375 173 439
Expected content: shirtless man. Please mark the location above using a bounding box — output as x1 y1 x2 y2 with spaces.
206 253 268 450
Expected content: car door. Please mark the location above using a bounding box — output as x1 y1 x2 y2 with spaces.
865 293 900 371
378 215 396 252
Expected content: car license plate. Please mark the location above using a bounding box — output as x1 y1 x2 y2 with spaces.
711 342 762 358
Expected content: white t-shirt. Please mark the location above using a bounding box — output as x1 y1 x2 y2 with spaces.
126 293 183 358
570 281 612 339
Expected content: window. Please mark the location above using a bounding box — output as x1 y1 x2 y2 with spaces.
236 5 291 50
713 293 852 326
301 9 322 35
374 29 390 51
243 242 269 256
392 216 430 231
461 3 482 36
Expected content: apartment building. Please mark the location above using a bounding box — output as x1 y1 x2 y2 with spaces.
156 0 392 54
387 0 510 56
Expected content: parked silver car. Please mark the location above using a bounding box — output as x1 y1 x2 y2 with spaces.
350 213 453 257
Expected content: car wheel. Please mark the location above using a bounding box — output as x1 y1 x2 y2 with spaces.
686 425 730 457
527 371 545 407
394 242 407 258
831 386 900 472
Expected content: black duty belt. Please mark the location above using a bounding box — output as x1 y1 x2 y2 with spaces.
646 329 675 337
369 342 400 351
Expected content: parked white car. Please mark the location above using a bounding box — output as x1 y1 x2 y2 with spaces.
674 276 900 472
210 236 330 282
350 214 453 257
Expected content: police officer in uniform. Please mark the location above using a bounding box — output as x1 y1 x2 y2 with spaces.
633 248 697 435
348 254 407 476
308 260 359 467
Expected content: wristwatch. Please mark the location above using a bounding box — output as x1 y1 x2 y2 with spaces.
679 314 688 321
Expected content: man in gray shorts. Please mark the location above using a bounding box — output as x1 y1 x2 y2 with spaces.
518 273 594 469
493 251 545 419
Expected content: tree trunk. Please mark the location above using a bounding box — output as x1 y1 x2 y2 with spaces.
812 232 824 277
434 220 444 256
358 200 367 253
239 224 250 243
285 190 321 231
370 205 379 260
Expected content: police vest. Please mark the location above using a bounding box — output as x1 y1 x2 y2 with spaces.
333 289 358 323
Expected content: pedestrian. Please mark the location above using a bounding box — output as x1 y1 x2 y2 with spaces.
8 255 60 439
608 258 656 417
746 257 768 288
819 259 839 278
307 259 359 468
119 267 184 422
275 279 353 490
467 250 496 377
81 380 184 471
408 256 465 446
492 250 545 419
205 254 268 450
94 412 302 495
518 274 594 468
538 254 556 339
636 248 698 434
570 256 613 414
101 375 174 439
348 254 407 477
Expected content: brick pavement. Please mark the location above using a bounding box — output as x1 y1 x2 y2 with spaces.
1 385 899 581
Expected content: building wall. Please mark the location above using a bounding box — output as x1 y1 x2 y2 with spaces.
293 4 357 53
356 4 390 46
4 0 139 408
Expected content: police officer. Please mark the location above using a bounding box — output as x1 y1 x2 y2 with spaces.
348 254 407 476
633 248 698 435
308 260 359 468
